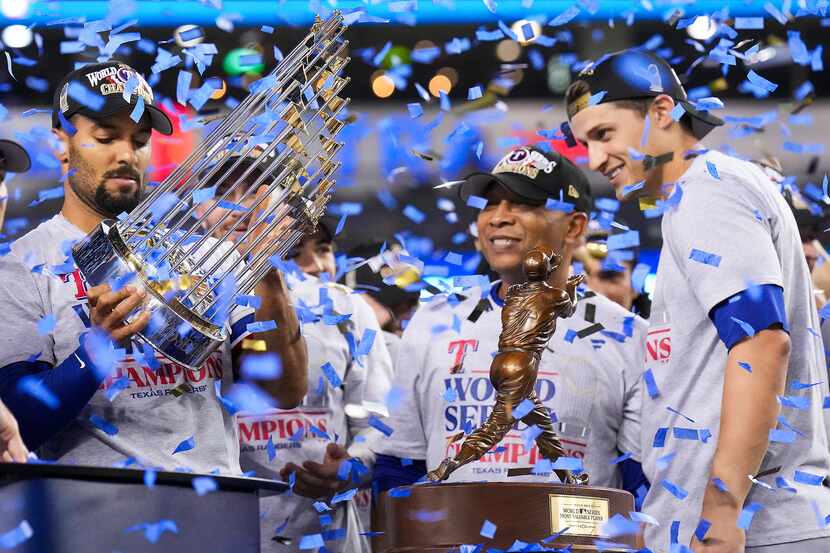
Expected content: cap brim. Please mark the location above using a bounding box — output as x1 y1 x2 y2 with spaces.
679 100 724 140
459 172 548 205
0 140 31 173
73 102 174 136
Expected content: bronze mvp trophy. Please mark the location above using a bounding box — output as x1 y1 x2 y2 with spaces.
71 14 350 368
373 248 638 552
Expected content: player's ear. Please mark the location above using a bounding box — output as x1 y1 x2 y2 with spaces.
564 211 588 246
52 128 69 167
650 94 676 130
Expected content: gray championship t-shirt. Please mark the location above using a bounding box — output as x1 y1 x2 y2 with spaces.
373 282 646 489
0 213 253 473
238 275 392 553
642 149 830 550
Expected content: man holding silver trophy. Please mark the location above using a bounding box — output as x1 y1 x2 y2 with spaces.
0 58 309 473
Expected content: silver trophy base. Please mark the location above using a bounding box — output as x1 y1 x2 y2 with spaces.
72 220 227 369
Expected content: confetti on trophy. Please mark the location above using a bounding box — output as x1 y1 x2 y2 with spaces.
72 13 351 368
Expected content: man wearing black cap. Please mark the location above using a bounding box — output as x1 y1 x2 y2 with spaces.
0 62 308 474
568 49 830 553
0 139 32 233
372 146 649 501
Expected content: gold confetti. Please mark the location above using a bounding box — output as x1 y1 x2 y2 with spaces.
639 196 659 211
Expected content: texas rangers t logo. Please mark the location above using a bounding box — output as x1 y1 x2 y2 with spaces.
448 339 478 373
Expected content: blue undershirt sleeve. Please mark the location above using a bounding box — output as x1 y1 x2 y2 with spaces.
372 454 427 493
0 335 102 450
619 458 650 509
708 284 788 350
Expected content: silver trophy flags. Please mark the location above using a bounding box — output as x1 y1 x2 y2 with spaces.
72 13 351 368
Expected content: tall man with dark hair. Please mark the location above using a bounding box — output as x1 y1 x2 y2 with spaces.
567 49 830 553
0 61 307 472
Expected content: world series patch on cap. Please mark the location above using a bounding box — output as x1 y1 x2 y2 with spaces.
52 61 173 135
566 48 724 140
460 146 593 213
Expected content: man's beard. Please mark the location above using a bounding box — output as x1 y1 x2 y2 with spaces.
68 145 143 218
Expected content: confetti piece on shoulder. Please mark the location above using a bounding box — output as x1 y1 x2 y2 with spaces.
689 248 721 267
172 435 195 455
706 161 720 180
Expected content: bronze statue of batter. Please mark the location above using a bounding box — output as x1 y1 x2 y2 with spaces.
427 247 588 485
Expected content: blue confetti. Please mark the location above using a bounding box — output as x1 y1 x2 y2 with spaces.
37 314 57 335
694 518 711 541
769 428 797 443
512 399 534 419
407 102 423 119
192 476 218 496
247 320 277 333
172 435 195 455
89 414 118 436
794 470 824 486
653 427 668 448
689 248 721 267
18 376 59 409
643 368 660 398
730 316 756 337
0 520 32 548
124 520 178 544
706 161 720 180
737 503 763 530
332 488 358 504
298 533 324 549
369 415 394 437
660 479 689 500
241 353 282 380
321 362 343 388
403 205 426 224
480 520 497 539
144 469 157 488
466 195 487 209
551 457 583 472
610 452 633 465
267 435 277 462
747 70 778 93
738 361 752 373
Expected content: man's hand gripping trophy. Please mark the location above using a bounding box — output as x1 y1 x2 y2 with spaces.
427 246 589 485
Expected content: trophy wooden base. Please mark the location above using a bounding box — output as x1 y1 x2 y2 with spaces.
372 482 637 552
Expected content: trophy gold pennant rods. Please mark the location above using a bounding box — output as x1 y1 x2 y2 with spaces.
71 12 351 369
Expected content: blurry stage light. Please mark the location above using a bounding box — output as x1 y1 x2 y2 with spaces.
2 25 32 49
436 66 459 86
428 74 452 97
223 47 265 76
546 56 571 94
413 40 436 51
495 40 521 62
510 19 542 45
1 0 29 19
174 25 206 48
371 72 395 98
206 77 228 100
686 16 717 41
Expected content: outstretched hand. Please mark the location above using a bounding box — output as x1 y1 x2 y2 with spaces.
279 442 352 499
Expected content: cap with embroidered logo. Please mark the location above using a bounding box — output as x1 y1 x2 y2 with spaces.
460 146 593 213
52 61 173 135
566 48 723 140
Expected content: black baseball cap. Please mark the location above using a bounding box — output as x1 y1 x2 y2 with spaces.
0 140 31 173
459 146 593 213
52 61 173 135
566 49 724 140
